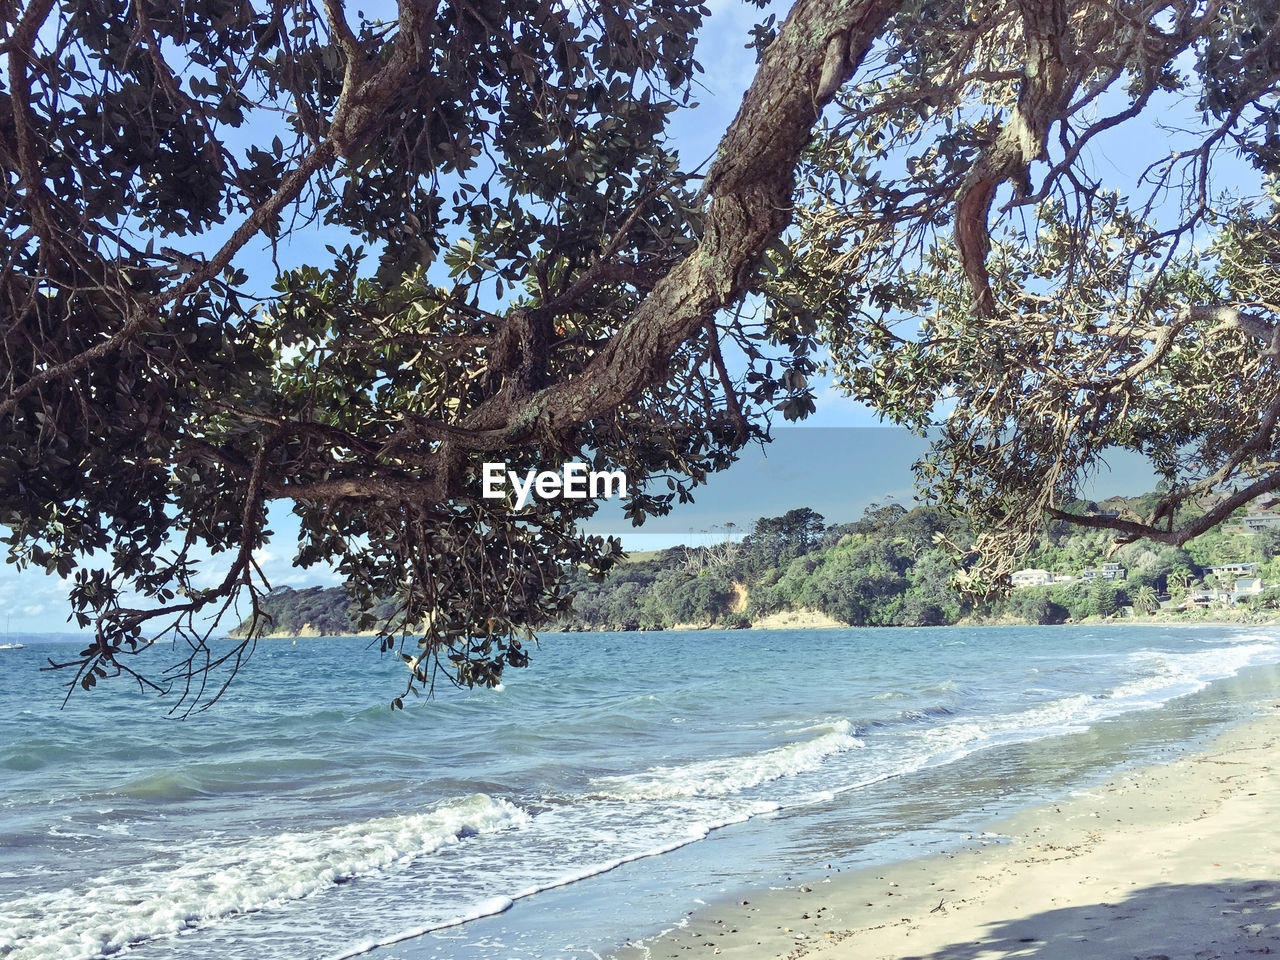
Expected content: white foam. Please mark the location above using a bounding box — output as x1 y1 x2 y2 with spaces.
0 794 528 960
322 896 516 960
1125 641 1280 690
904 639 1280 770
324 799 782 960
589 721 861 800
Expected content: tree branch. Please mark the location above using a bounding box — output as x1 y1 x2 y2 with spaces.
1048 468 1280 547
954 0 1070 316
462 0 906 439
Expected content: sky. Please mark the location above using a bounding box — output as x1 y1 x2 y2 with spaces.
0 2 1211 633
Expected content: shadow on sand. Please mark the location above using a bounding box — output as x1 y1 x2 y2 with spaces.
901 879 1280 960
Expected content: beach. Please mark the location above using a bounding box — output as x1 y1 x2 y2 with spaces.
618 701 1280 960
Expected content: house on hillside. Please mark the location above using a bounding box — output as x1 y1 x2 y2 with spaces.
1011 568 1054 588
1233 577 1264 599
1181 588 1232 609
1081 562 1126 582
1205 562 1258 579
1240 511 1280 534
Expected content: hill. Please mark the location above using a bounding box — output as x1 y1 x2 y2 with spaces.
231 495 1280 637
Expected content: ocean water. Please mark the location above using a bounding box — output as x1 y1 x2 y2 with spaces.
2 624 1280 960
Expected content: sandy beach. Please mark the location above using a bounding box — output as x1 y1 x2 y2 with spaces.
618 702 1280 960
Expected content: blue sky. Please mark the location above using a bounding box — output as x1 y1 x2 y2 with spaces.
0 3 1210 632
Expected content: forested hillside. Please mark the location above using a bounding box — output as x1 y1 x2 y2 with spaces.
236 494 1280 637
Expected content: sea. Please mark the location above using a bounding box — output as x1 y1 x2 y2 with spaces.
3 623 1280 960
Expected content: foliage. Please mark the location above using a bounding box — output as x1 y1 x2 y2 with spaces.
230 585 361 638
1131 584 1159 616
1249 586 1280 611
244 491 1274 635
772 0 1280 590
554 502 972 630
736 507 827 577
9 0 1280 706
1002 589 1069 626
0 0 894 706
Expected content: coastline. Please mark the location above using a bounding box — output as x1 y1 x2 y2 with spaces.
234 612 1280 640
233 606 1280 639
615 700 1280 960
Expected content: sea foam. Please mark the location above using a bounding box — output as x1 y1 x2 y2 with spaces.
589 720 861 800
0 794 527 960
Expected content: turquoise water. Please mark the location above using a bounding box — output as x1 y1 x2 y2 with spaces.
2 624 1279 960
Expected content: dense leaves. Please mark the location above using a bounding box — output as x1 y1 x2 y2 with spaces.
0 0 892 707
9 0 1280 706
772 0 1280 590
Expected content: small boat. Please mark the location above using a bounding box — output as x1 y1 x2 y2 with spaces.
0 642 25 650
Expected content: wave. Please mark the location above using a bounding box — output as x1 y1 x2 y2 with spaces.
1124 641 1280 687
323 897 518 960
0 794 528 960
588 721 860 800
111 755 349 800
902 640 1280 767
323 797 783 960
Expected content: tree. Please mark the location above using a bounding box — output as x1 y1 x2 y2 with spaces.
1087 580 1123 618
1005 590 1069 626
7 0 1280 706
0 0 900 706
1253 527 1280 563
739 507 827 574
770 0 1280 590
1113 542 1189 592
800 547 909 625
1250 586 1280 611
1131 584 1159 616
1169 564 1196 600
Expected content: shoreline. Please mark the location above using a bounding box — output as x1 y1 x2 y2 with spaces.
614 700 1280 960
234 612 1280 640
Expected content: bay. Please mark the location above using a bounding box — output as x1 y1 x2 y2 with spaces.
2 624 1278 960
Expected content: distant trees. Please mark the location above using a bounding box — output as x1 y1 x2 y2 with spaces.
1168 565 1196 601
1250 587 1280 612
1253 529 1280 564
801 553 909 626
559 501 973 630
1113 543 1193 593
1088 580 1127 619
562 494 1276 629
664 573 735 627
243 490 1276 636
1003 590 1069 626
230 585 376 637
738 508 827 577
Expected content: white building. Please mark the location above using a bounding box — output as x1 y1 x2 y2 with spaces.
1206 562 1258 579
1241 512 1280 534
1011 568 1054 588
1182 589 1232 608
1081 562 1126 582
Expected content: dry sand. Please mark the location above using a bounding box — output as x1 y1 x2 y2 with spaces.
749 608 845 630
616 704 1280 960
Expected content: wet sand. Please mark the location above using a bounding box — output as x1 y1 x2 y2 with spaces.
617 703 1280 960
